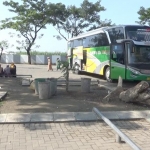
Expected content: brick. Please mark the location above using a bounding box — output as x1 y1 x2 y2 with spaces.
0 120 149 150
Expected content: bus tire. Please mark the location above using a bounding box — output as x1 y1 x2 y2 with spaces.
105 67 112 82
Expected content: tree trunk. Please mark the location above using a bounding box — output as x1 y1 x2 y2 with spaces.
66 66 69 92
27 50 31 64
119 81 149 102
0 48 3 62
102 76 123 102
0 53 2 62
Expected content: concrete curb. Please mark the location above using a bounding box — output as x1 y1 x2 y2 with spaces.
0 111 149 124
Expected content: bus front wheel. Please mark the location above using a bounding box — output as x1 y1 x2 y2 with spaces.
105 67 112 82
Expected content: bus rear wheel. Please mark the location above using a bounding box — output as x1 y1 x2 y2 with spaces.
105 67 112 82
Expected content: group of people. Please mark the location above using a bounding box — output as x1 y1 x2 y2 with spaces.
0 58 61 77
0 63 16 77
47 57 61 71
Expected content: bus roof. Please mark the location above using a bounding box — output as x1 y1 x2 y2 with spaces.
68 26 108 41
68 25 150 41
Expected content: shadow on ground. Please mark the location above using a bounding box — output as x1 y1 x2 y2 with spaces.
0 78 149 114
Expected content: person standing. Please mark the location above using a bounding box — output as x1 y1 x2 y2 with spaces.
47 57 53 71
10 62 16 77
56 58 61 71
4 65 10 77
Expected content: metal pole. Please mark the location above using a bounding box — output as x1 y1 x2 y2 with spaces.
116 134 121 143
93 107 141 150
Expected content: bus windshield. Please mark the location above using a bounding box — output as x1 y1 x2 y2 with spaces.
125 26 150 41
128 46 150 64
127 30 150 41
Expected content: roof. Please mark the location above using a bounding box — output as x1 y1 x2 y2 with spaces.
68 25 150 41
68 26 108 41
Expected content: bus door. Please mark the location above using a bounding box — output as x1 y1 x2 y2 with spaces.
72 46 83 69
124 42 134 80
110 43 126 80
81 50 87 70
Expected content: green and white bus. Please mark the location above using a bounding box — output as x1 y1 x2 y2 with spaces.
67 25 150 82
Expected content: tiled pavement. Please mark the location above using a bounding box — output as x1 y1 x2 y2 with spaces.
0 120 150 150
0 111 150 150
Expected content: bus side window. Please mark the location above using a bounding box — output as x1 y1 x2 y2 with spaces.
112 45 124 64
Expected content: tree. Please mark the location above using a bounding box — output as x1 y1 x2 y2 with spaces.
1 0 67 64
54 0 113 41
9 32 42 53
136 7 150 26
60 61 69 92
0 40 9 62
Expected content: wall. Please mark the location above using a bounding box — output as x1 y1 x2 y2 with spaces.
0 54 67 65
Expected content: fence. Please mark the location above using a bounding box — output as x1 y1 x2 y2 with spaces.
0 54 67 65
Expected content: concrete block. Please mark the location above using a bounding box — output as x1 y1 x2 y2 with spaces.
54 112 75 122
75 112 98 121
0 114 7 122
22 78 30 86
30 113 53 122
5 113 31 123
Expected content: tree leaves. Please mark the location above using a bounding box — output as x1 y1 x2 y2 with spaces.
136 7 150 26
54 0 113 40
0 40 10 61
0 40 9 50
1 0 67 63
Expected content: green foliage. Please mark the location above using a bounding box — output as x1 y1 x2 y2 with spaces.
0 40 10 61
136 7 150 26
61 61 69 69
0 40 9 50
54 0 113 40
1 0 67 63
60 61 69 92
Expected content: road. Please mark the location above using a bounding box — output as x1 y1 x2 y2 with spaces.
5 63 137 86
14 64 139 90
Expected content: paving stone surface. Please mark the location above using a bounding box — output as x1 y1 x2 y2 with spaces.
0 119 150 150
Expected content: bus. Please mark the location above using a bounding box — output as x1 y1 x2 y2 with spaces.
67 25 150 82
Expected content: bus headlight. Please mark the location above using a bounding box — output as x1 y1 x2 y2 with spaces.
131 70 139 75
129 67 140 76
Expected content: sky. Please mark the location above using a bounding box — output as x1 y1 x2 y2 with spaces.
0 0 149 53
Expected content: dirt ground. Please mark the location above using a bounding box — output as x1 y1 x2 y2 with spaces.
0 78 149 113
